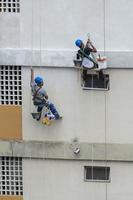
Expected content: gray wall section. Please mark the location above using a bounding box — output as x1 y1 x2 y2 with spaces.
0 140 133 162
22 68 133 144
0 0 133 67
0 49 133 68
23 159 133 200
0 14 20 48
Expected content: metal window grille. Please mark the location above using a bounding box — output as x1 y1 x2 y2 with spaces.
0 157 23 195
82 70 109 90
0 66 22 105
0 0 20 13
84 166 110 182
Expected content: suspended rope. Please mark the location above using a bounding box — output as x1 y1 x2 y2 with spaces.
103 0 106 56
29 0 34 114
39 0 42 67
102 0 108 199
91 144 94 178
35 0 42 84
104 91 108 200
30 0 34 67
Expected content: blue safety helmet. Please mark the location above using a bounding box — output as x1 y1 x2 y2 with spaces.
34 76 43 85
75 39 83 47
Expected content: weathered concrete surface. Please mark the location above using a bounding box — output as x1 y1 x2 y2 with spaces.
0 49 133 68
0 14 20 48
0 140 13 156
1 140 133 162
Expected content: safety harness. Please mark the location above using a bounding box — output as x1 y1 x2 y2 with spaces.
33 87 47 107
33 87 41 102
79 49 98 67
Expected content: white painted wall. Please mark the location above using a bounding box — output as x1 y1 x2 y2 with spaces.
1 0 133 67
105 0 133 51
0 13 20 48
23 159 133 200
22 67 133 144
20 0 133 50
20 0 104 50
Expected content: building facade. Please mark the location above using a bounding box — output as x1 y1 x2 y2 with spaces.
0 0 133 200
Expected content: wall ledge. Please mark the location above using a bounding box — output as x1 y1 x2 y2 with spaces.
0 49 133 68
0 140 133 162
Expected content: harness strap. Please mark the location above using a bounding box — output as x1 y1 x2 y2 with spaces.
80 49 98 66
33 87 41 101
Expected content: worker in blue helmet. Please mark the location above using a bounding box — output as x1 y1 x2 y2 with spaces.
34 76 44 86
75 39 83 48
75 38 98 69
30 68 62 120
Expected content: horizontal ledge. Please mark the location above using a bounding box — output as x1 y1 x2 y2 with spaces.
0 140 133 162
0 49 133 68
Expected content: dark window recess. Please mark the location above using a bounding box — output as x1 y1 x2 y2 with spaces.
0 65 22 105
0 0 20 13
82 70 109 90
84 166 110 181
0 157 23 195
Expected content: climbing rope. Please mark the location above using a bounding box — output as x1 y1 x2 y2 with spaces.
29 0 34 114
91 144 94 179
30 0 36 114
104 90 108 200
103 0 108 199
103 1 108 200
103 0 106 56
39 0 42 67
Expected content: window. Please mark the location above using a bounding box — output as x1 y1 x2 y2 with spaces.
0 0 20 13
82 70 109 90
0 157 23 195
84 166 110 182
0 66 22 105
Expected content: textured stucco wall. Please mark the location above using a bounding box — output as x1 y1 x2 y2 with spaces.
0 14 20 48
22 67 133 144
1 0 133 67
23 159 133 200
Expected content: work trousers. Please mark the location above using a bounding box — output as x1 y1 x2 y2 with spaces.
34 100 60 119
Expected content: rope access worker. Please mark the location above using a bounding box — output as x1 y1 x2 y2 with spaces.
30 68 62 120
75 38 98 69
75 38 106 80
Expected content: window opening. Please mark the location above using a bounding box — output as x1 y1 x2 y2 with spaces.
84 166 110 182
0 157 23 195
0 0 20 13
0 65 22 105
82 70 109 90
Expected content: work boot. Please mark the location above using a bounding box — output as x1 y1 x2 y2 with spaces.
36 112 41 121
55 115 62 120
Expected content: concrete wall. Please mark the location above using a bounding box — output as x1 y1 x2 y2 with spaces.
0 13 20 48
20 0 133 50
22 67 133 144
1 0 133 67
1 1 133 199
23 159 133 200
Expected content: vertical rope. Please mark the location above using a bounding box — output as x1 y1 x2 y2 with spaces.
104 91 108 200
28 0 34 199
91 144 94 179
103 1 108 200
31 0 34 66
38 0 42 78
103 0 106 56
29 0 34 114
39 0 42 67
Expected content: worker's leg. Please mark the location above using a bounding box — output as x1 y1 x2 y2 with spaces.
36 103 45 121
36 100 46 113
37 105 44 112
47 102 61 120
